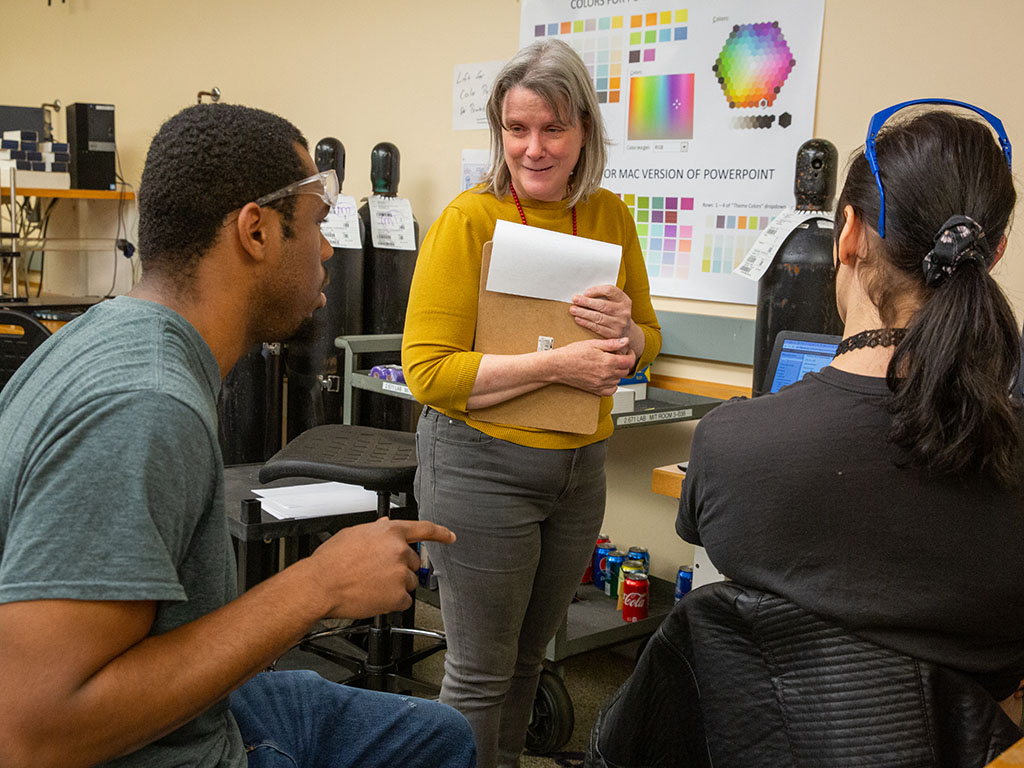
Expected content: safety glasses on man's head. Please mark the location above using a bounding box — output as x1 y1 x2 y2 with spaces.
255 169 340 208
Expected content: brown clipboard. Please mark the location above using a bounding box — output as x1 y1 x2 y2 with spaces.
468 242 601 434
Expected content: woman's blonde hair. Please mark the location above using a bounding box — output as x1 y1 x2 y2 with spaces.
479 39 609 208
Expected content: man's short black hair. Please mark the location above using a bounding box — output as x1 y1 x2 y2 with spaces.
138 103 308 277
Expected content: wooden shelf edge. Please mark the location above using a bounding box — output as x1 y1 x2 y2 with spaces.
650 372 751 401
652 463 685 499
1 187 135 200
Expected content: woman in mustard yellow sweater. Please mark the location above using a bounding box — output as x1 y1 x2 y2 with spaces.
402 39 661 768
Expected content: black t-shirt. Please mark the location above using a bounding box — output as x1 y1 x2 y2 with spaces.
678 366 1024 698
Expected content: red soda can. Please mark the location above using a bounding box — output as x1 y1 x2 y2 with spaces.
583 534 610 584
622 572 649 623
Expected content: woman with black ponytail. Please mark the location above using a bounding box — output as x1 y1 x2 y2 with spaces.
834 108 1020 485
677 105 1024 717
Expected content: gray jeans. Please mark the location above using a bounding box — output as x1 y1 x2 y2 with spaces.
415 407 607 768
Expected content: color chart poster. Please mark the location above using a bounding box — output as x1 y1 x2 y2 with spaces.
520 0 824 303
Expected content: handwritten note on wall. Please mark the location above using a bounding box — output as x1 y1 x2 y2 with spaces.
452 60 505 131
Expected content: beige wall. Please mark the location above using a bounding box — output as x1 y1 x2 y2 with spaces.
5 0 523 225
6 0 1024 580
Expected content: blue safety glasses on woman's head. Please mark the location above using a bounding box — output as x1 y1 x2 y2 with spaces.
865 98 1012 238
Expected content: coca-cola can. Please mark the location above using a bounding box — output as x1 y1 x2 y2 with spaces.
583 534 610 584
617 560 645 611
622 572 649 623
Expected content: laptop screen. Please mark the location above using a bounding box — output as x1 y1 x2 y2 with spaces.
764 332 841 394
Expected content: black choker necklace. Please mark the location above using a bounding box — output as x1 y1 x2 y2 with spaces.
833 328 907 357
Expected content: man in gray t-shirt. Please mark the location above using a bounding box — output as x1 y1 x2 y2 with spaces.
0 296 241 766
0 105 475 768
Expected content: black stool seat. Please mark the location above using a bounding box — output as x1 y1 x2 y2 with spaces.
258 424 443 697
260 424 416 492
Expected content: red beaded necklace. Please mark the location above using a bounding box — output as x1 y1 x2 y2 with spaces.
509 183 577 236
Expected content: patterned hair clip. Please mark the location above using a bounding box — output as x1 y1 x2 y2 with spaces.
922 215 988 286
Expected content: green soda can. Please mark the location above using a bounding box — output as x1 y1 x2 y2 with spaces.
605 552 626 598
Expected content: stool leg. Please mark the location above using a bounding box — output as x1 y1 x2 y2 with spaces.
362 489 393 691
235 537 276 593
364 613 390 691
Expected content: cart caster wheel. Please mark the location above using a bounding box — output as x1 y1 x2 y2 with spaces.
526 669 575 754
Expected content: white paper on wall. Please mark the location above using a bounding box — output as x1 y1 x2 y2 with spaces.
452 60 505 131
461 148 491 191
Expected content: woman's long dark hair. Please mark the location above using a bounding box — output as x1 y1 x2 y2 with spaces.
835 110 1021 485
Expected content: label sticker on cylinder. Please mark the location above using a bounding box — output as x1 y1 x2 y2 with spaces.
321 194 362 250
537 336 554 352
368 195 417 251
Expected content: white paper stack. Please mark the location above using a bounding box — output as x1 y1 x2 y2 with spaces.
611 386 636 414
252 482 391 520
488 219 622 303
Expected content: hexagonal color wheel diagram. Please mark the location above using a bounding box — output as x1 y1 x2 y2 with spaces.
713 22 795 109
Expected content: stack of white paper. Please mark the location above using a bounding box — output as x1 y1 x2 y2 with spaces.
487 219 622 302
252 482 389 520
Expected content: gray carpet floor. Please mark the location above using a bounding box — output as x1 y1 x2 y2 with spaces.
278 600 638 767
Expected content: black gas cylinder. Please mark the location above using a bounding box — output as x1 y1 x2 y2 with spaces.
357 141 419 431
752 139 843 395
217 342 283 464
285 137 364 437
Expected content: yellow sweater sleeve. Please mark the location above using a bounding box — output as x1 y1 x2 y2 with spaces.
402 201 486 413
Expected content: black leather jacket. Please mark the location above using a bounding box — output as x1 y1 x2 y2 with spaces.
587 582 1021 768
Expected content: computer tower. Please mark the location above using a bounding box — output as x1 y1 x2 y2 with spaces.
66 103 116 190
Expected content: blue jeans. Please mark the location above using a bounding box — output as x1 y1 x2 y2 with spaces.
230 670 477 768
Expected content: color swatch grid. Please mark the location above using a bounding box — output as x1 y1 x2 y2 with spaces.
628 73 694 140
579 36 625 104
703 213 770 274
626 9 689 64
618 194 695 280
533 18 625 103
532 9 688 101
713 22 795 108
